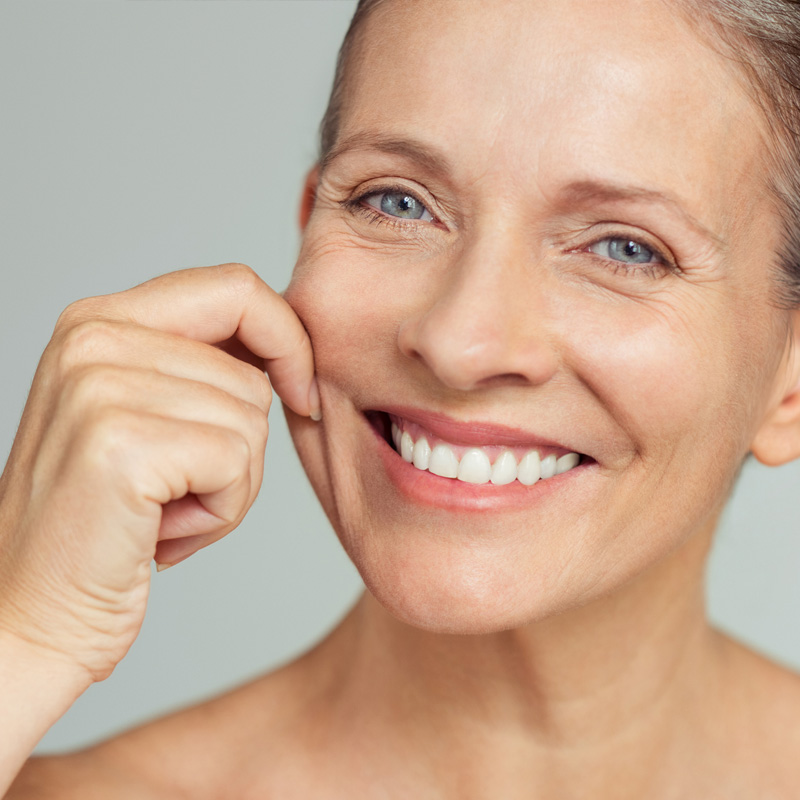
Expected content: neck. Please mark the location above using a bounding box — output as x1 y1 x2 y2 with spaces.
312 523 726 796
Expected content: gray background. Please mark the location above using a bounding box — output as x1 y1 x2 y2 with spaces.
0 1 797 755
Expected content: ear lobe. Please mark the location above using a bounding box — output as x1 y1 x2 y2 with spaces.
751 323 800 467
298 165 320 232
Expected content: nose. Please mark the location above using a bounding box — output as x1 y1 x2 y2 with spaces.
397 230 559 391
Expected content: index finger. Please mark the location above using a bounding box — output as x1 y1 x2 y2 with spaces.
74 263 319 419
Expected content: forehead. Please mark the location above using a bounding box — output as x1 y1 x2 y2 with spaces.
337 0 768 230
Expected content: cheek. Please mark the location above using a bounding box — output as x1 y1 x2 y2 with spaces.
285 275 385 397
282 235 404 525
567 287 773 476
587 322 708 443
284 231 416 399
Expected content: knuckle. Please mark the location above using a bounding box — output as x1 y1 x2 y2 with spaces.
219 262 261 297
54 297 97 332
76 409 162 496
227 429 252 469
271 323 311 364
77 406 138 465
55 319 121 376
282 327 311 360
62 364 119 413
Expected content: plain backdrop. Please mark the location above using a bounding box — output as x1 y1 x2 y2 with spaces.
0 1 798 755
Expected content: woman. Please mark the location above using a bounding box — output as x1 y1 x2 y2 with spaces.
3 0 800 795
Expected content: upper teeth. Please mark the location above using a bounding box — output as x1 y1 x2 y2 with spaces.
390 422 580 486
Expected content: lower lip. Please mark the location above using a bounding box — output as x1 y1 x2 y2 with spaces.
368 417 591 513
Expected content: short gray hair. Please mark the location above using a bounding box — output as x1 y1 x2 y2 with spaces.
319 0 800 307
319 0 389 158
684 0 800 308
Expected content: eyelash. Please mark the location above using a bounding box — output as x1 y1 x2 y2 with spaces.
577 234 676 278
342 185 439 231
342 188 677 277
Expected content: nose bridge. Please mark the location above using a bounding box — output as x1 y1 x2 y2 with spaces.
398 221 559 391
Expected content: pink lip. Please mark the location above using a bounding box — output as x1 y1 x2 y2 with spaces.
379 405 581 453
366 407 592 513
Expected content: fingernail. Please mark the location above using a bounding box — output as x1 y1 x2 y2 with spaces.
156 562 172 572
308 377 322 421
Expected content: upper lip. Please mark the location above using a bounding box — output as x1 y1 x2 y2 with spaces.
376 405 586 454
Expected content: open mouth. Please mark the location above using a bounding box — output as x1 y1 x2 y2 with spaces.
366 410 586 487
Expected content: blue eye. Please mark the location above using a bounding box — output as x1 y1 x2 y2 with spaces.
589 237 661 265
363 190 434 222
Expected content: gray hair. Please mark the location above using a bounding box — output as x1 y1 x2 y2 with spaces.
684 0 800 308
319 0 389 158
319 0 800 307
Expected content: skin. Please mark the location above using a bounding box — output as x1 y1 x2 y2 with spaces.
5 0 800 797
0 265 318 795
287 0 795 635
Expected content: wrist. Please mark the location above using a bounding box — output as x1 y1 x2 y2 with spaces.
0 625 94 698
0 628 93 793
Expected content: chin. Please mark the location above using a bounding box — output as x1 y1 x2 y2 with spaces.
283 401 703 639
337 514 591 636
363 577 551 636
358 541 600 635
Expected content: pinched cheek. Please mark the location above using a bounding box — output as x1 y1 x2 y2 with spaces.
285 249 361 337
283 289 388 407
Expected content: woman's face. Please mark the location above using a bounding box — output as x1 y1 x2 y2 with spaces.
284 0 794 632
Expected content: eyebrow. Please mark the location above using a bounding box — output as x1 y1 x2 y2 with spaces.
320 132 454 178
321 134 726 250
556 180 727 250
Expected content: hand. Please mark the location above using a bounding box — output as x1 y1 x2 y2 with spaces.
0 263 317 683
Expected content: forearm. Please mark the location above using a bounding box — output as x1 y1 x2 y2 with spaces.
0 630 91 797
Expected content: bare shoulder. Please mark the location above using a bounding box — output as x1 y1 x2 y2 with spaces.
725 634 800 731
6 750 173 800
715 632 800 795
7 651 330 800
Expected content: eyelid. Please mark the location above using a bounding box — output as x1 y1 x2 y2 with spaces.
577 228 679 272
344 181 446 229
589 236 663 263
362 188 434 222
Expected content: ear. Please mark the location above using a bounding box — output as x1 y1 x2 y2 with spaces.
298 165 320 232
751 314 800 466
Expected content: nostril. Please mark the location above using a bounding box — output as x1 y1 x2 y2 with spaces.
475 373 531 388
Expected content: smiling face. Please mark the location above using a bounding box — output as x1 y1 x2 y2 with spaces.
284 0 795 633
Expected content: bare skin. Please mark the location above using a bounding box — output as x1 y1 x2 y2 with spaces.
0 263 319 795
5 0 800 797
10 600 800 799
